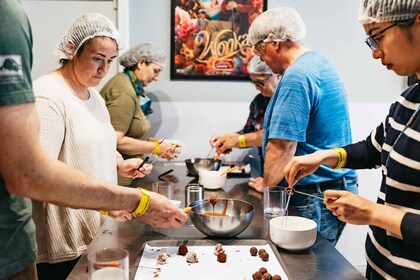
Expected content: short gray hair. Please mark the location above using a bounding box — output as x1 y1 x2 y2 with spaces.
119 43 166 68
247 56 273 74
248 7 306 46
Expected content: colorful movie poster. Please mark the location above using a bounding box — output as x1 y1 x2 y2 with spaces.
171 0 267 80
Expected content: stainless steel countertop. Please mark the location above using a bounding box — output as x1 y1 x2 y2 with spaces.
67 161 365 280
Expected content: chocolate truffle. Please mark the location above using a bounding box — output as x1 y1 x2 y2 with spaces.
252 272 263 280
258 248 266 256
272 275 282 280
186 251 198 263
156 252 168 265
178 244 188 256
260 251 269 261
259 267 267 274
214 243 224 256
262 273 272 280
217 252 227 263
250 247 258 256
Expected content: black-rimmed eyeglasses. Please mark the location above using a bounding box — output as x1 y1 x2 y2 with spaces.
250 74 272 87
365 22 398 50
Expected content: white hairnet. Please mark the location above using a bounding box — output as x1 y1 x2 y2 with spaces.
358 0 419 24
248 7 306 46
119 43 166 68
247 55 273 74
52 13 120 60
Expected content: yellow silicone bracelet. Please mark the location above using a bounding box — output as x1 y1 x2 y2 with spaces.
333 148 347 169
152 141 161 155
99 210 108 216
131 188 151 216
238 135 247 148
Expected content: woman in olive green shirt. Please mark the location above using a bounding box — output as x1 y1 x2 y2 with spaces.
100 43 182 186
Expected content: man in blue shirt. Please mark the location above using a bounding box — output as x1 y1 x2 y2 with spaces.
248 7 357 245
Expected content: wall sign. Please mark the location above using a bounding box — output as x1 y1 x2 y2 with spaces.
171 0 267 80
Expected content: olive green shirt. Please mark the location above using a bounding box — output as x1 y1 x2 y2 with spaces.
100 73 151 185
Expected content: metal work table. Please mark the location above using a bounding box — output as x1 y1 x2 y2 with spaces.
68 161 365 280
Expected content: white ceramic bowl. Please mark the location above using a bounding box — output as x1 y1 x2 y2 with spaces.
198 170 227 189
269 216 317 251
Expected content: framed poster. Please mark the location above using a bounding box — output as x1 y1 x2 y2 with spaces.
171 0 267 80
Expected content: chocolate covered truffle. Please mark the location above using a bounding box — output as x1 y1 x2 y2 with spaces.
186 251 198 263
250 246 258 256
156 252 168 265
253 272 263 280
214 243 224 256
260 251 269 261
217 252 227 263
272 275 282 280
258 248 266 256
259 267 268 274
178 244 188 256
262 273 272 280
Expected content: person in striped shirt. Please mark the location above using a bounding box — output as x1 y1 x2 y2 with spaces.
284 0 420 278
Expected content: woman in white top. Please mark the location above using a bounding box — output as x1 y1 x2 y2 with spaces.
32 13 152 280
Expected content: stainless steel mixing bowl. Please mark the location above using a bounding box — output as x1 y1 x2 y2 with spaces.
189 198 254 237
185 158 221 177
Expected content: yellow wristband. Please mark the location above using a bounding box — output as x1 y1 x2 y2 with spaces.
131 188 151 216
225 134 231 138
152 141 161 155
333 148 347 169
238 135 247 148
99 210 108 216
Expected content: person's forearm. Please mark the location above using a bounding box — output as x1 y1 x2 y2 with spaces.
0 104 140 212
117 135 155 155
263 139 297 186
242 130 263 147
370 204 404 238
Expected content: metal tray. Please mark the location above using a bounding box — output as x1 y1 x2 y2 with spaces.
133 239 290 280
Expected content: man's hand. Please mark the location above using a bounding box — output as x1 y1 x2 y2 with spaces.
137 192 188 228
108 210 134 222
248 177 265 192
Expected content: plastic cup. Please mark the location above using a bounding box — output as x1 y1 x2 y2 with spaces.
264 186 287 218
152 181 174 200
88 248 128 280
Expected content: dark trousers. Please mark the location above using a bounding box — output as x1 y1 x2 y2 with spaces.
36 257 80 280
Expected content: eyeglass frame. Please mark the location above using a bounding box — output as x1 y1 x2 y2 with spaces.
253 40 267 56
364 19 413 50
250 74 272 87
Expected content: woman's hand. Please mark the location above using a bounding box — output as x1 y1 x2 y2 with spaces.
159 142 181 160
137 192 188 228
284 150 336 187
118 158 153 178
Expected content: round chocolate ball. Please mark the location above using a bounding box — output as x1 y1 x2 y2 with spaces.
259 267 267 274
258 248 266 256
178 244 188 256
217 252 227 263
260 251 269 261
262 272 272 280
272 275 282 280
250 247 258 256
253 272 263 280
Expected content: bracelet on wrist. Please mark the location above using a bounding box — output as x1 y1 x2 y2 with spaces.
131 188 151 216
99 210 108 216
238 134 247 148
152 141 161 155
333 148 347 169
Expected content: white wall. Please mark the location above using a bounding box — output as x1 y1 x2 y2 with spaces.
23 0 405 271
